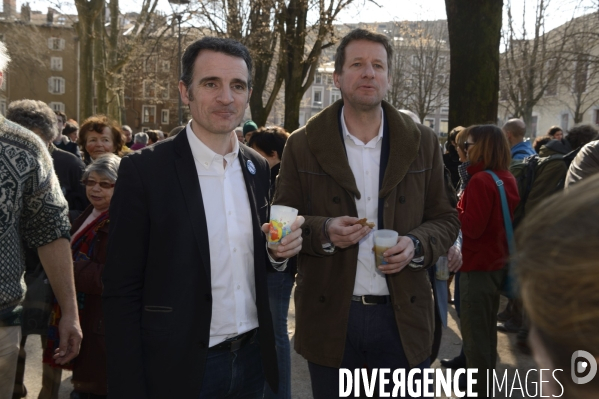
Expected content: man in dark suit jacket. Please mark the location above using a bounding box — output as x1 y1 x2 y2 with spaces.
102 37 304 399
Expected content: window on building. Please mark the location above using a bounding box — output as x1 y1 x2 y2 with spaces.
330 89 341 104
440 107 449 114
326 74 333 85
49 102 65 112
572 58 589 94
160 84 169 99
50 57 63 71
595 109 599 125
161 109 169 124
424 118 435 131
531 116 538 138
561 113 569 131
161 61 170 73
411 55 419 67
0 99 6 116
312 87 323 108
142 105 156 124
0 75 6 91
47 38 65 50
143 81 155 98
144 56 157 73
314 73 322 84
48 77 65 94
439 120 449 137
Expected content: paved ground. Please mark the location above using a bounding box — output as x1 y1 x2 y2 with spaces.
20 284 537 398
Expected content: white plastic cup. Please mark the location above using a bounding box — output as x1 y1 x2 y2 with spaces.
267 205 299 248
374 230 399 267
435 256 450 280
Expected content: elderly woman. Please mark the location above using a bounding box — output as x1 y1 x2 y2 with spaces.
130 132 149 150
516 173 599 399
44 154 120 399
77 115 124 164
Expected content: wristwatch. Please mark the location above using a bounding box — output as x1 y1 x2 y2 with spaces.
406 234 423 258
406 234 424 269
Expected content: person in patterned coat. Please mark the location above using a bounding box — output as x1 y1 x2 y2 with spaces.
0 41 82 399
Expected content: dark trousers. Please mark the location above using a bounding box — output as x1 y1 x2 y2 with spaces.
460 269 506 396
308 301 431 399
199 332 264 399
264 272 294 399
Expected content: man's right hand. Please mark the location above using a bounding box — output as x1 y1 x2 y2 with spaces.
326 216 372 249
53 312 82 365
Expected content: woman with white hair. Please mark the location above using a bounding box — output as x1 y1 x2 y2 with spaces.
44 154 121 399
130 132 149 150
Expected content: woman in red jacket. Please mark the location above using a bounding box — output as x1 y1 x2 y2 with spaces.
457 124 520 395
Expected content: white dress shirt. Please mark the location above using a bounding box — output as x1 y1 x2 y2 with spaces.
186 125 258 347
340 107 390 296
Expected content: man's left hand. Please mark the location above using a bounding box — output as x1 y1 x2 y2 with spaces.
377 236 415 275
262 215 305 260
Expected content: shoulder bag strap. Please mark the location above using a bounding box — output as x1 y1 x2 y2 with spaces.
484 170 515 256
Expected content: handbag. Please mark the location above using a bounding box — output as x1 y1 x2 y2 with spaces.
483 170 517 299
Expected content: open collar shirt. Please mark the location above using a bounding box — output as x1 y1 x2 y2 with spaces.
340 107 390 296
186 125 258 347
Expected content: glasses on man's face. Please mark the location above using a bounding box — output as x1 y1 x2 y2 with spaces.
464 141 476 151
81 179 115 189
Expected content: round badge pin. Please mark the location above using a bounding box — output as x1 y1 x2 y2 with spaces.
247 160 256 175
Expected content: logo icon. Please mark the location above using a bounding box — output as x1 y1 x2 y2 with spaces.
247 160 256 175
571 350 597 384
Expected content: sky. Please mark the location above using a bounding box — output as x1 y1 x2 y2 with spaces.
20 0 598 35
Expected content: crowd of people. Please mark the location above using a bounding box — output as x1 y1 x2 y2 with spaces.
1 27 598 399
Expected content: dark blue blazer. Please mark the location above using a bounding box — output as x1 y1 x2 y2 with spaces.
103 131 278 398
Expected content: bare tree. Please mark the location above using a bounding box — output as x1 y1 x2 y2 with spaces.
388 21 449 123
191 0 370 130
500 0 571 136
558 12 599 123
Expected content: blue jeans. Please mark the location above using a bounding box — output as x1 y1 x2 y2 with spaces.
263 272 294 399
308 301 431 399
200 332 264 399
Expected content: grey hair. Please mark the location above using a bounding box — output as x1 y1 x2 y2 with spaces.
0 41 10 71
6 99 59 143
121 125 132 133
399 109 421 124
82 153 121 183
134 132 148 145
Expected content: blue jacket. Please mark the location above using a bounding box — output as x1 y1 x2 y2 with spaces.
511 141 536 160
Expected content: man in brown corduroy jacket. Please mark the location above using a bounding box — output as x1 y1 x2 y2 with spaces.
273 29 460 398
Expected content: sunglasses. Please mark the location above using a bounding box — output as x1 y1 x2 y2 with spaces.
81 179 115 189
464 141 476 151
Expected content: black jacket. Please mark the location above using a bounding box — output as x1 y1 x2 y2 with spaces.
50 145 89 218
103 131 278 398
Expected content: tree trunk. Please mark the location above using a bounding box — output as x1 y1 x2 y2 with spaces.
445 0 503 128
94 14 107 115
75 0 105 121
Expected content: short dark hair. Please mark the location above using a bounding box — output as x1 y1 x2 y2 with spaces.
546 126 562 137
334 29 393 76
248 126 290 160
566 124 599 150
62 121 78 136
180 37 253 100
146 130 159 144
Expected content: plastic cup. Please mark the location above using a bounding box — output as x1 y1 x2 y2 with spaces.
374 230 399 267
435 256 450 280
267 205 299 248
